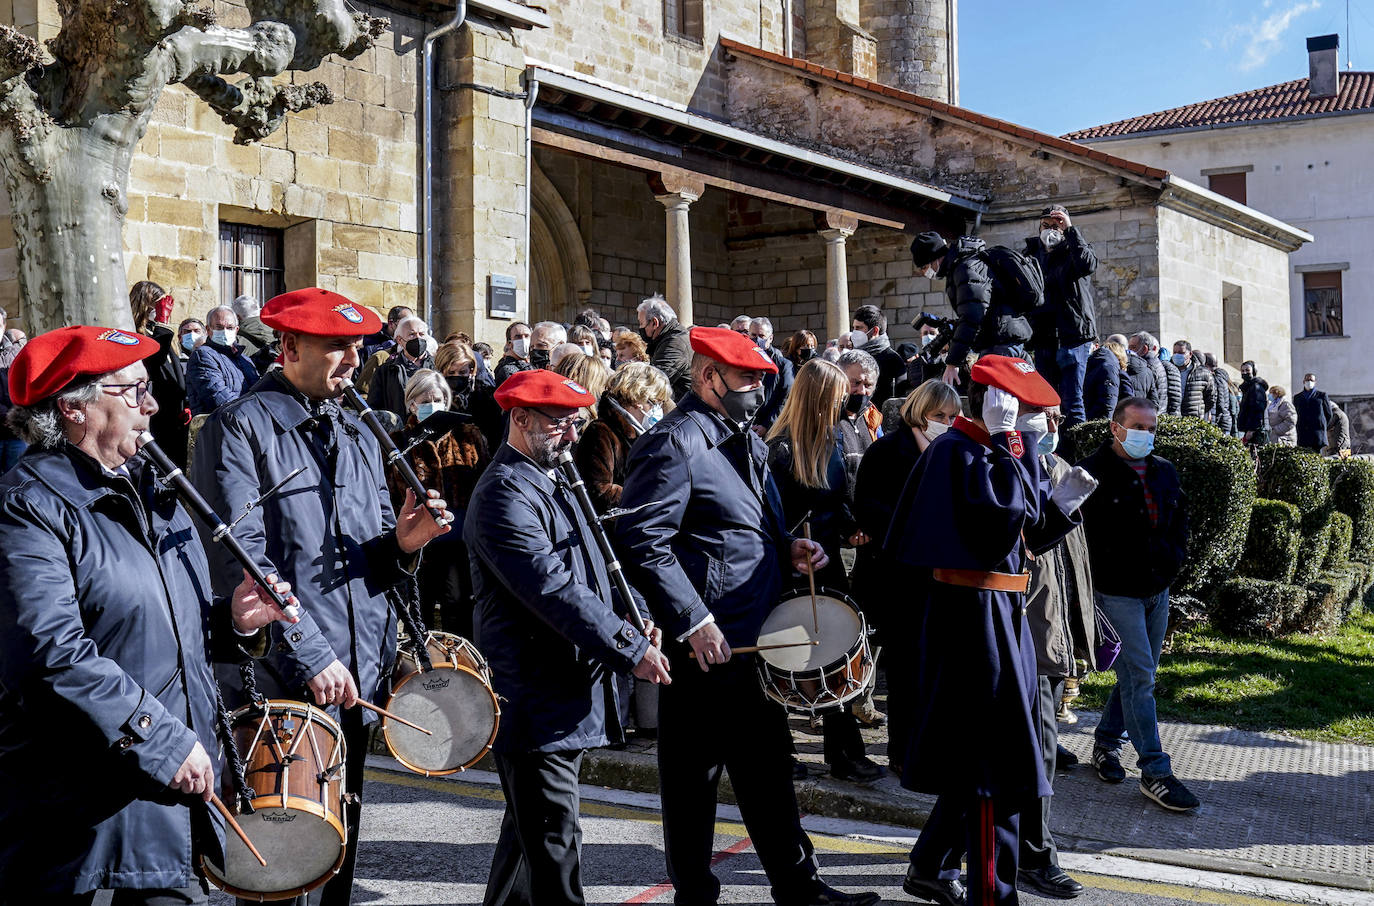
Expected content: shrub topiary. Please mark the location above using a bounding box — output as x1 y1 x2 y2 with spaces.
1212 578 1307 638
1326 512 1354 569
1329 458 1374 560
1066 416 1256 603
1293 514 1333 585
1239 499 1303 582
1339 562 1368 619
1257 446 1331 534
1299 570 1354 634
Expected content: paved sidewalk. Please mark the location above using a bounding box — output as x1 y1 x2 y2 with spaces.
574 707 1374 892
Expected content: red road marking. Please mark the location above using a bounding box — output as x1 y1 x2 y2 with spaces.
623 836 755 904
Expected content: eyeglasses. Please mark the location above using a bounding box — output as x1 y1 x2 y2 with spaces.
99 380 153 407
531 407 587 434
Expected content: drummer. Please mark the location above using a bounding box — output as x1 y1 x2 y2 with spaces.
616 327 879 906
465 369 670 906
190 289 450 906
0 326 293 904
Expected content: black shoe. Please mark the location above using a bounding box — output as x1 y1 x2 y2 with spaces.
785 882 881 906
1018 865 1084 899
902 874 966 906
1092 746 1126 783
1055 743 1078 772
1141 774 1202 811
793 759 808 781
829 755 883 784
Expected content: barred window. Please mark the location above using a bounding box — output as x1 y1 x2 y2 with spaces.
219 223 285 306
1303 271 1343 337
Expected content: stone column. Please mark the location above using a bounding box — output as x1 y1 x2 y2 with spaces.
650 172 704 327
817 211 857 344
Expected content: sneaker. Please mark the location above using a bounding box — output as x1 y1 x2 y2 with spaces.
1092 746 1126 783
1141 774 1201 812
850 697 887 727
829 755 884 784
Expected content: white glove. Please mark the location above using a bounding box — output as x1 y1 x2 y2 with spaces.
982 385 1019 435
1015 412 1048 436
1050 466 1100 516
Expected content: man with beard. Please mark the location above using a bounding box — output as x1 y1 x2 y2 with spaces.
466 369 672 906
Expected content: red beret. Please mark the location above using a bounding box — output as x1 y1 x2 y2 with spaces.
688 327 778 374
8 326 159 407
494 369 596 412
970 355 1060 408
260 288 383 337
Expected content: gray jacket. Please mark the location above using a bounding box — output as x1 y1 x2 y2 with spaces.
1025 455 1099 676
1323 405 1351 454
1267 397 1298 445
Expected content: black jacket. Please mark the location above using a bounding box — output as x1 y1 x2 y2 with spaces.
755 345 794 431
1181 365 1213 420
941 236 1033 364
1160 356 1182 416
1078 443 1189 597
493 354 532 388
1125 351 1156 406
861 336 906 406
766 430 856 581
367 351 434 419
1212 369 1235 434
145 325 189 465
1084 347 1122 421
849 426 923 629
647 320 694 401
1026 227 1097 348
1293 387 1334 450
1237 375 1270 434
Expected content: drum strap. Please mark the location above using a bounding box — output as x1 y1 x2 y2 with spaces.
387 577 433 672
213 683 255 814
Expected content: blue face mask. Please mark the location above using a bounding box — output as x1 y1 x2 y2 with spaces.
180 331 201 351
1038 431 1059 456
1118 426 1154 459
642 404 664 431
416 402 443 422
1171 352 1188 367
212 328 237 347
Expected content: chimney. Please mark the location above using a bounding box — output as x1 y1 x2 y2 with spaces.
1308 34 1340 99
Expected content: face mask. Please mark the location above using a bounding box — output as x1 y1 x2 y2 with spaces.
1304 380 1316 390
581 345 596 357
922 265 938 280
180 332 201 351
922 333 936 347
924 420 951 441
849 329 870 350
530 348 551 369
405 337 427 358
1040 228 1064 249
1241 372 1253 381
1015 412 1048 435
845 392 870 415
1172 353 1188 367
710 371 766 427
212 328 237 347
642 403 664 431
1117 426 1155 459
416 402 442 421
1038 431 1059 456
446 374 470 395
638 324 654 343
796 346 816 363
512 337 530 358
753 335 768 349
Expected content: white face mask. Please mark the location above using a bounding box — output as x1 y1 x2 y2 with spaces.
922 265 938 280
1304 380 1316 390
1040 228 1064 249
1015 412 1049 435
849 329 870 349
512 337 530 357
581 344 596 358
924 420 951 441
921 333 936 347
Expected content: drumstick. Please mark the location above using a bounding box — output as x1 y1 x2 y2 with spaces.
803 522 819 636
689 641 820 659
210 794 267 867
353 699 433 736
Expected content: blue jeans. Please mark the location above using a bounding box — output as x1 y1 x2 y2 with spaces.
0 438 25 475
1094 588 1172 779
1033 343 1091 429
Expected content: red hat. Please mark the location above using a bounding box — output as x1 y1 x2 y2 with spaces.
494 369 596 412
688 327 778 374
8 326 159 407
970 355 1060 408
260 288 383 337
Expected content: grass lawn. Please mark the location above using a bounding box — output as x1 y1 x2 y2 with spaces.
1076 610 1374 744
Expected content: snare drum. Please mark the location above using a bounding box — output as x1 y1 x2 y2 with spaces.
383 631 500 776
755 589 874 716
202 700 347 901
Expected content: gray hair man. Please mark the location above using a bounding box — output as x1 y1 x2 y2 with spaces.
1128 331 1170 413
231 294 275 360
367 316 435 419
637 295 693 401
529 321 567 370
749 317 793 434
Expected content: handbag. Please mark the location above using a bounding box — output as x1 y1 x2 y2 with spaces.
1094 605 1122 671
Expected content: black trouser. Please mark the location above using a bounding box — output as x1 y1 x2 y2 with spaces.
483 750 586 906
33 885 208 906
658 657 821 905
908 792 1022 906
822 710 866 765
1020 675 1065 871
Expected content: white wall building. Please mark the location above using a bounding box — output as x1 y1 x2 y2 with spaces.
1068 35 1374 450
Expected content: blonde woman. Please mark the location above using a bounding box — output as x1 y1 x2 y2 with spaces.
765 359 882 784
553 348 613 418
574 362 672 512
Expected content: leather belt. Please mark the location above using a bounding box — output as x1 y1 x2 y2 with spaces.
932 567 1032 594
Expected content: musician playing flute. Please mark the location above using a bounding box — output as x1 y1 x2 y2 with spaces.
615 327 878 906
465 369 670 906
0 326 294 904
191 289 450 906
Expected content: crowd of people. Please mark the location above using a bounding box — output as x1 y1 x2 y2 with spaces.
0 203 1353 906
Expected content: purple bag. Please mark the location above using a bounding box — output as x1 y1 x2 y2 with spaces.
1094 606 1122 671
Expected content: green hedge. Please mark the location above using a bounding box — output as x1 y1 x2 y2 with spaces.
1330 458 1374 560
1066 416 1256 601
1300 570 1356 634
1257 446 1331 534
1212 578 1307 638
1326 512 1354 569
1293 514 1333 585
1239 499 1303 583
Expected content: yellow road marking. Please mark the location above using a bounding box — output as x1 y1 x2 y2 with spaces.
366 769 1296 903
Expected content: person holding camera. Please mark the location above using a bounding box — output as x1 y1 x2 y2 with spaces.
1025 205 1098 430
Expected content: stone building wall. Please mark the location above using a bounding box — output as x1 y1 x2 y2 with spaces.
860 0 957 102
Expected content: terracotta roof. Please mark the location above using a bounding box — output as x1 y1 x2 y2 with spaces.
717 38 1169 182
1065 73 1374 140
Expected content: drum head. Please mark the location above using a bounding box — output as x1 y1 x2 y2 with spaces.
385 665 499 774
757 594 861 671
204 803 344 897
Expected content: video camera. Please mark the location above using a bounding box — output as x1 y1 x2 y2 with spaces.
910 312 956 364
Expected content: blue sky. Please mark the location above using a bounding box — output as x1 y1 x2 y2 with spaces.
960 0 1373 135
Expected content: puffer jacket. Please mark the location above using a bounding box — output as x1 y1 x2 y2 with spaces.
1181 365 1214 419
1268 397 1298 445
1238 375 1270 435
941 236 1033 365
0 446 226 895
1125 351 1156 405
1213 368 1235 434
1025 227 1098 348
1161 356 1182 416
1084 346 1122 421
1143 352 1168 411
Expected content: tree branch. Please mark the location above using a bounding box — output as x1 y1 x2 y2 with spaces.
244 0 388 71
0 24 43 83
184 73 332 144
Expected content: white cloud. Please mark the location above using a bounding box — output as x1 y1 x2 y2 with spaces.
1226 0 1322 71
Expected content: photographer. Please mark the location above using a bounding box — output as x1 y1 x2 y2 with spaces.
1025 205 1098 429
910 232 1033 388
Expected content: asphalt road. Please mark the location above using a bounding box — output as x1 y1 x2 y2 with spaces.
207 763 1357 906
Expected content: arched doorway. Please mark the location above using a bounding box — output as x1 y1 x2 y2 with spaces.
529 161 592 323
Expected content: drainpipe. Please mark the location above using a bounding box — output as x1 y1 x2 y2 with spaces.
524 72 540 321
421 1 467 323
783 0 793 57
